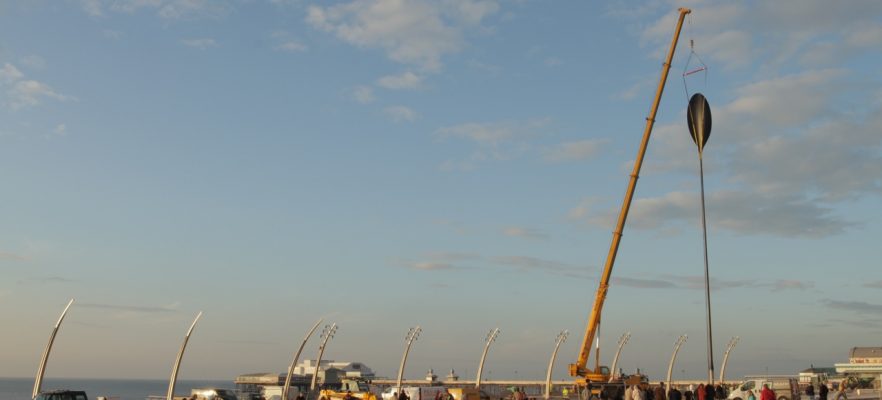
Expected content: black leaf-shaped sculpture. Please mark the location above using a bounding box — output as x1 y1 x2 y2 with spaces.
687 92 712 152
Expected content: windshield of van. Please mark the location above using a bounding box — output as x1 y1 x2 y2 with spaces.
741 382 755 391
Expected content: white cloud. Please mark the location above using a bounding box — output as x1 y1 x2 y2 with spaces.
0 251 27 261
636 2 882 72
103 29 124 40
83 0 230 20
773 280 814 291
20 55 46 69
543 57 563 67
275 41 308 52
543 139 606 162
54 124 67 136
501 226 547 239
5 79 74 110
580 190 853 238
444 0 500 25
0 63 24 84
376 71 423 90
81 0 105 16
384 105 418 122
180 38 217 49
307 0 499 71
437 118 549 145
722 69 844 129
271 31 308 52
351 85 375 104
613 78 651 101
436 118 552 169
567 197 598 221
407 261 457 271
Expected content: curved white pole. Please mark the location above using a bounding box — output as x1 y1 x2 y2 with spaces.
666 335 687 398
283 318 324 400
608 332 631 383
545 330 569 400
310 323 337 392
33 299 75 399
167 312 203 400
719 337 740 384
396 326 422 392
475 328 499 389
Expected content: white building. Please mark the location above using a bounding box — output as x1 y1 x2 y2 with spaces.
834 347 882 377
291 359 376 378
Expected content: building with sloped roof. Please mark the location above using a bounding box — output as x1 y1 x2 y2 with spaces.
834 347 882 377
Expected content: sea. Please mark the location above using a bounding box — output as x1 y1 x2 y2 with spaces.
0 377 234 400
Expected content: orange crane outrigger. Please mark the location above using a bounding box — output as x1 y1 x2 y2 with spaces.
568 7 692 397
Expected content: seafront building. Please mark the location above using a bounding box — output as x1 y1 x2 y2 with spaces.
834 347 882 378
234 360 376 398
290 360 376 379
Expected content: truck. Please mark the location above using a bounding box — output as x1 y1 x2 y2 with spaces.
727 377 800 400
319 378 378 400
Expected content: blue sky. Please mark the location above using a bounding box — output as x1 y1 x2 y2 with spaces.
1 0 881 383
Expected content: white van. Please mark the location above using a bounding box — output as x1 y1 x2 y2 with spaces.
727 377 799 400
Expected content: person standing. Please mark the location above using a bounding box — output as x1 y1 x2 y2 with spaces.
670 386 683 400
760 384 775 400
634 385 646 400
806 384 815 400
697 384 706 400
819 384 828 400
704 384 714 400
746 389 755 400
654 383 667 400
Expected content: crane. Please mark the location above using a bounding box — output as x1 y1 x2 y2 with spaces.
568 7 692 398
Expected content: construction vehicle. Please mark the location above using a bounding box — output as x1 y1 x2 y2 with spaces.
319 378 378 400
567 7 692 400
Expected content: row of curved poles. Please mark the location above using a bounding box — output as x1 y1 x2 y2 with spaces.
33 300 740 400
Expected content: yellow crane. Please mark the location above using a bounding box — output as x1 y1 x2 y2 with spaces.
568 7 692 397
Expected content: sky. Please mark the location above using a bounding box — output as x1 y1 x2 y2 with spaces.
1 0 881 384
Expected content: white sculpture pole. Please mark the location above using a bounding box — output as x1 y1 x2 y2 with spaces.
666 335 687 398
166 312 203 400
545 330 569 400
310 324 338 392
396 326 422 393
608 332 631 383
33 299 75 399
283 319 324 400
475 328 500 389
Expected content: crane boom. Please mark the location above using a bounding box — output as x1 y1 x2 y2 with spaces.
569 7 691 381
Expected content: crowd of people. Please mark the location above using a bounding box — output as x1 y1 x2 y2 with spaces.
613 382 729 400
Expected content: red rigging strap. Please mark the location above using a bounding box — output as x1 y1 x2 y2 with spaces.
684 66 707 77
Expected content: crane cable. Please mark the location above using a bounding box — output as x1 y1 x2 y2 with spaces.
682 13 708 100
